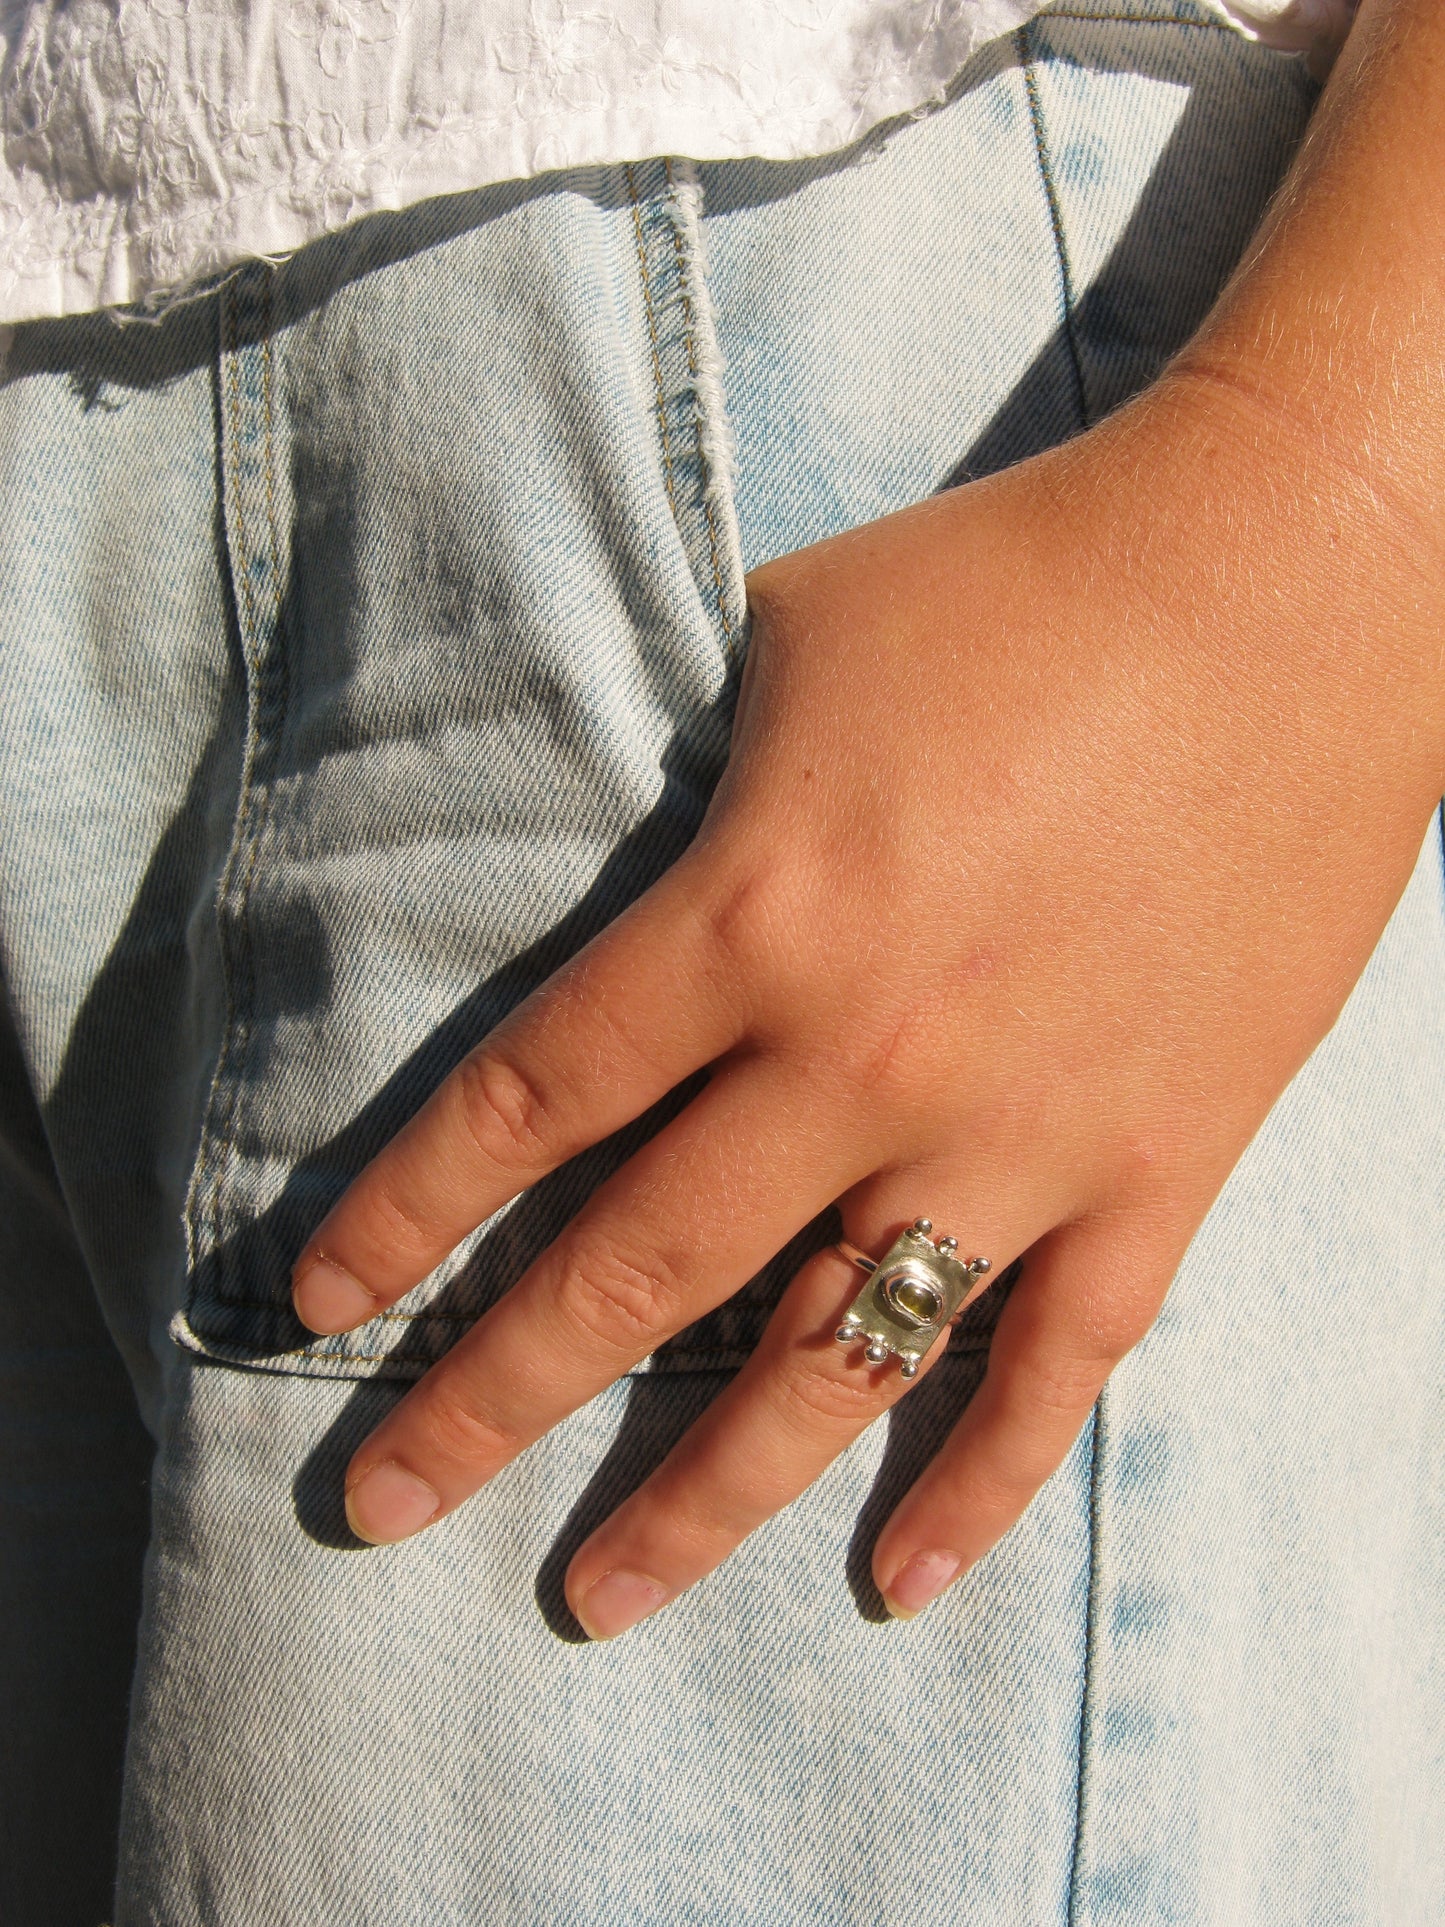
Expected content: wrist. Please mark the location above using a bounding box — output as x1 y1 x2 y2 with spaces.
1110 360 1445 819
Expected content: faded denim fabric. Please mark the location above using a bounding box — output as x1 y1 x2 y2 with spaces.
0 4 1440 1923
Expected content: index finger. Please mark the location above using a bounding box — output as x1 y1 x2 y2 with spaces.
291 860 745 1333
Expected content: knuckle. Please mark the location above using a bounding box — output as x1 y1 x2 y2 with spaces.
451 1048 558 1173
553 1234 691 1359
705 859 810 992
1084 1296 1155 1367
1088 1322 1142 1375
1013 1351 1109 1422
411 1388 512 1475
349 1165 456 1260
963 1454 1040 1518
771 1355 890 1432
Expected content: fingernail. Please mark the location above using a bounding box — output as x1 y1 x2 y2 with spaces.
345 1462 441 1544
574 1569 670 1641
884 1550 962 1620
293 1257 378 1334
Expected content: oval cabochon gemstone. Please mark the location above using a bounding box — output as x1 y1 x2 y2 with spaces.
882 1268 943 1326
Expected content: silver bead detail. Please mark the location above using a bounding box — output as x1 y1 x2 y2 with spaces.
898 1354 921 1379
865 1337 890 1364
972 1257 992 1276
835 1321 861 1344
911 1217 933 1238
937 1235 957 1257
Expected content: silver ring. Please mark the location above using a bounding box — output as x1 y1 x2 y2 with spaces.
833 1218 991 1378
835 1239 878 1275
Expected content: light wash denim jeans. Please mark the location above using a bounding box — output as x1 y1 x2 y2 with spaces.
2 4 1442 1922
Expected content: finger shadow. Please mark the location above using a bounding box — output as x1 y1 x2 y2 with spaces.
845 1262 1020 1621
532 1368 738 1641
289 1362 738 1610
286 1337 733 1564
290 1374 409 1550
288 1203 838 1554
285 1351 726 1562
291 1209 835 1568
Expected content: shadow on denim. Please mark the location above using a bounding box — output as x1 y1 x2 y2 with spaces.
3 172 601 403
0 978 154 1927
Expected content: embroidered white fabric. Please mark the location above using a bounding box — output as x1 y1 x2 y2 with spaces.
0 0 1355 325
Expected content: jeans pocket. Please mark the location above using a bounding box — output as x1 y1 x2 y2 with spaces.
173 178 775 1386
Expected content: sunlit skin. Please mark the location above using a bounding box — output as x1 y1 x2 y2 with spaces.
291 0 1445 1637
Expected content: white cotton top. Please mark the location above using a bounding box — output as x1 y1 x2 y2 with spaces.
0 0 1355 326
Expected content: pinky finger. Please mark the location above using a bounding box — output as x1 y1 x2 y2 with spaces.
870 1214 1178 1620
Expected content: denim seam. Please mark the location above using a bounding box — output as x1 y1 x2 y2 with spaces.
183 1276 1009 1373
1066 1394 1106 1927
187 1215 1014 1359
1020 24 1091 434
215 1296 799 1345
1040 10 1230 25
187 266 295 1335
624 162 681 528
218 273 287 1306
662 157 740 658
259 301 284 625
172 1322 1002 1378
188 278 265 1324
193 1290 795 1346
626 158 744 671
176 1299 1007 1343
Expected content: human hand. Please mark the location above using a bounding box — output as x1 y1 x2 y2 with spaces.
290 364 1442 1636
